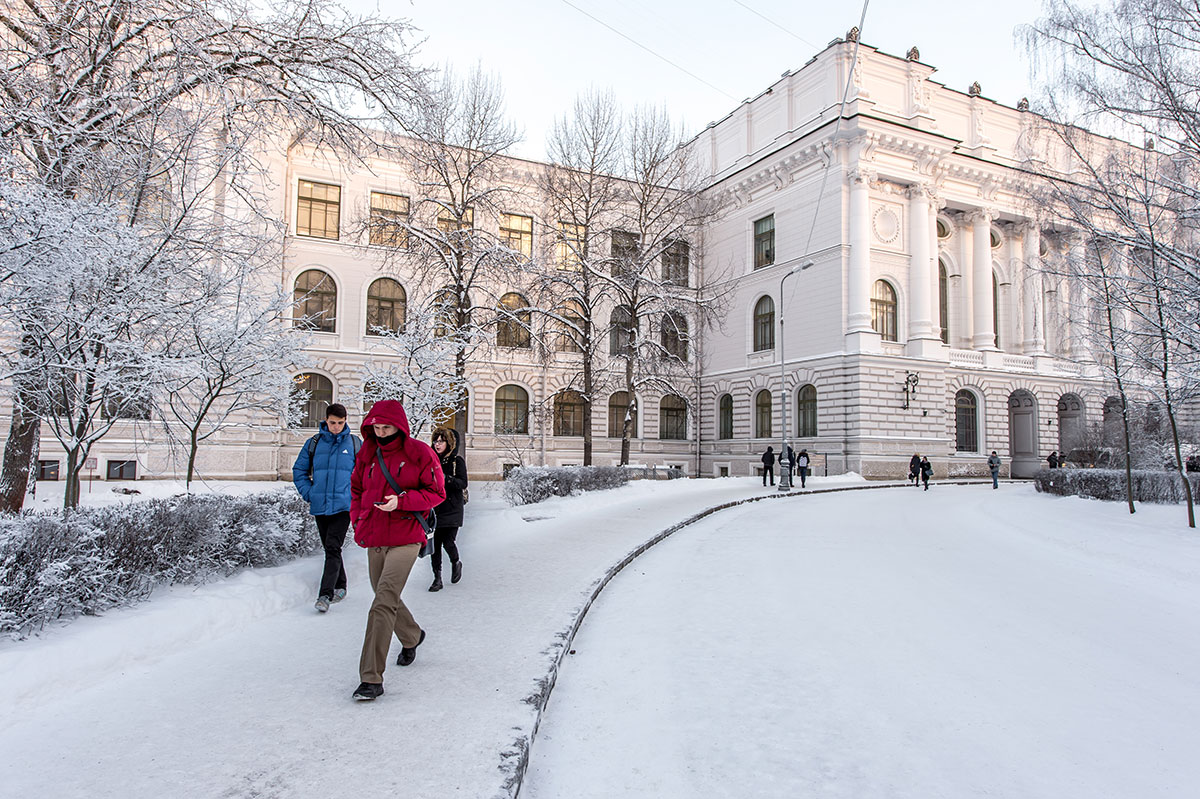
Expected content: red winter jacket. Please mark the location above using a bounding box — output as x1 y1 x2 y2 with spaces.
350 400 446 548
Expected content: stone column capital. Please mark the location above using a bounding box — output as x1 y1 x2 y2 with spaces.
906 181 936 201
848 167 877 186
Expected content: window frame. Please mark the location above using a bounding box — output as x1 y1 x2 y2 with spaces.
293 372 335 428
871 279 898 342
500 212 533 258
662 240 689 286
753 215 775 269
365 278 406 336
796 384 817 438
553 390 586 437
369 191 410 247
955 389 979 453
718 394 734 440
659 395 687 440
660 311 688 361
496 292 532 349
753 296 775 352
494 385 530 435
293 269 338 333
608 392 637 438
754 389 772 439
296 180 341 240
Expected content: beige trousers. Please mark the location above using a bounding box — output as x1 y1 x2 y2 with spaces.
358 544 422 683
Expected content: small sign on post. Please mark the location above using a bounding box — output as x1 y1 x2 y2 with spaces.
85 457 97 492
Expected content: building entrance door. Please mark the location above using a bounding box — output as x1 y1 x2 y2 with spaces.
1008 390 1039 477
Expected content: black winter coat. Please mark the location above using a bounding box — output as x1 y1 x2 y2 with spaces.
434 428 469 527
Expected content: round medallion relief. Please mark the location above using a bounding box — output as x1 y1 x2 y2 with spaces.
872 206 900 243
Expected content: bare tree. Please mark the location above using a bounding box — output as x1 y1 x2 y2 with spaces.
0 0 429 511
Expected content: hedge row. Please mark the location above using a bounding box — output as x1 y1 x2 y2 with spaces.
0 490 314 639
502 465 684 506
1034 468 1200 504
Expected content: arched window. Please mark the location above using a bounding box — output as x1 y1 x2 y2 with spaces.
553 390 585 437
955 389 979 453
365 278 406 335
293 373 334 428
293 269 337 333
497 292 531 348
753 296 775 352
494 385 529 434
796 384 817 438
361 380 380 415
718 394 734 440
661 312 688 361
659 395 687 440
609 305 635 356
608 391 637 438
555 300 585 353
871 280 897 342
938 260 949 345
755 389 772 438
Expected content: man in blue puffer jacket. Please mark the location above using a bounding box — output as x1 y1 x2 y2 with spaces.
293 403 361 613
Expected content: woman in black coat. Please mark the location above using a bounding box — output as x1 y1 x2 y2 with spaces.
429 426 468 592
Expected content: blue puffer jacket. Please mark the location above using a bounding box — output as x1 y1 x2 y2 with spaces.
292 422 360 516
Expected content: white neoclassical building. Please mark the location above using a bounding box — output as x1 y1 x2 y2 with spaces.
16 37 1123 485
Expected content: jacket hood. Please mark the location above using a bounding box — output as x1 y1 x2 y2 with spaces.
361 400 411 441
431 426 460 459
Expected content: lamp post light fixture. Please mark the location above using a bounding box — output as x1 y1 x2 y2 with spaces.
778 259 814 491
902 371 920 410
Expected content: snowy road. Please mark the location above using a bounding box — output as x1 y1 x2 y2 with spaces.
524 485 1200 799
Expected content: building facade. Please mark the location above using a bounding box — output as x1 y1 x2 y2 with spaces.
17 39 1122 485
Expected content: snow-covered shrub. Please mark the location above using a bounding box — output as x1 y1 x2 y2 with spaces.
0 490 314 639
1034 468 1200 504
502 466 634 506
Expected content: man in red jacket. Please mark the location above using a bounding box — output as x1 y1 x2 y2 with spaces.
349 399 446 701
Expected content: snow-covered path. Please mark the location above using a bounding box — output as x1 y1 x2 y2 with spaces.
524 484 1200 799
0 476 818 799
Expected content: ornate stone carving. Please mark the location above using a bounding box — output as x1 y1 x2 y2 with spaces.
848 167 877 186
907 46 920 61
872 205 902 244
1017 97 1029 112
969 81 982 97
847 26 859 42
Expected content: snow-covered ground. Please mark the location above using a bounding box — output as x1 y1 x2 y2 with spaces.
1 476 1197 798
525 484 1200 799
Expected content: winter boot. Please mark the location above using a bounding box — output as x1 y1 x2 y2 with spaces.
451 561 463 584
429 575 443 592
315 596 331 613
397 629 426 666
352 682 384 701
332 588 347 603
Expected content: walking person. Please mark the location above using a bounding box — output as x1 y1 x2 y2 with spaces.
1047 451 1059 469
292 403 360 613
796 449 810 488
920 456 932 491
428 426 467 592
987 450 1002 489
761 446 775 486
909 453 922 487
349 399 446 701
781 445 796 484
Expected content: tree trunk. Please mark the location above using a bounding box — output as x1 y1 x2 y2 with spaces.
0 404 39 514
582 355 594 466
186 426 201 489
63 448 82 510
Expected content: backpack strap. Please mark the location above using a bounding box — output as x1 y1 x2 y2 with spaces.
305 434 320 479
374 448 435 539
351 434 361 460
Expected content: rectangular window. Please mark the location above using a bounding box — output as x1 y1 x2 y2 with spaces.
437 207 474 233
660 407 687 440
106 460 137 480
37 460 60 481
369 192 410 247
753 215 775 269
500 213 533 257
296 180 341 240
662 240 689 287
557 222 585 271
611 230 638 277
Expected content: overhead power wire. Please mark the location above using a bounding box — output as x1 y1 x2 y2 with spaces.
556 0 739 102
727 0 822 52
791 0 872 308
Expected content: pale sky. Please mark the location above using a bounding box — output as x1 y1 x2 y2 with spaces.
352 0 1049 161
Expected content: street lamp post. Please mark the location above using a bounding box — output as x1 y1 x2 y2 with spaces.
777 259 813 491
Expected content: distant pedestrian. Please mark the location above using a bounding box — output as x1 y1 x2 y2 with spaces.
987 450 1002 489
349 399 446 702
920 456 932 491
796 449 810 488
428 426 467 592
292 403 361 614
761 446 775 486
1047 451 1059 469
909 453 922 487
780 445 796 483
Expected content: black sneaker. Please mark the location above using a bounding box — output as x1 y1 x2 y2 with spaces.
428 576 443 592
451 561 463 584
352 682 384 701
397 629 426 666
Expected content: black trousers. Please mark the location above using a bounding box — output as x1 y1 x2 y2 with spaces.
797 466 808 487
762 465 774 486
431 525 460 574
314 511 350 599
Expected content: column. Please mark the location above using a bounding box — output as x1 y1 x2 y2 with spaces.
846 168 875 336
970 209 997 350
906 183 935 341
1063 233 1085 359
1021 224 1046 354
